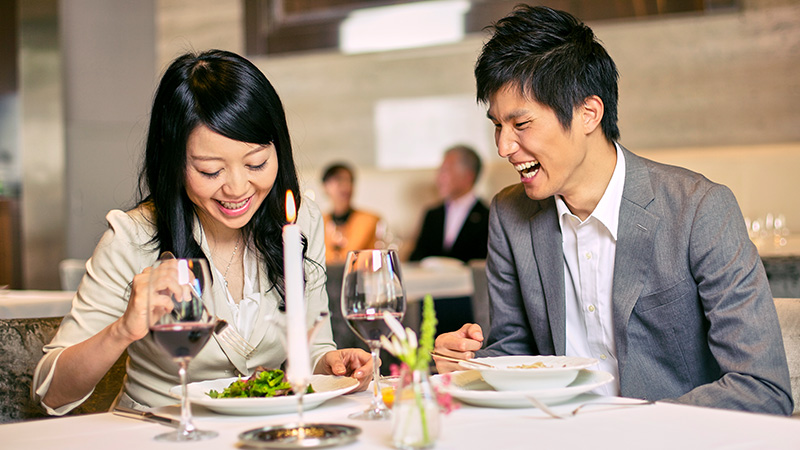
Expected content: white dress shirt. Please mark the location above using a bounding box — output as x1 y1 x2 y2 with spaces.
212 245 260 340
555 143 625 396
443 192 477 251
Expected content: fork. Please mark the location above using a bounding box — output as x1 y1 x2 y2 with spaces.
526 396 654 419
214 318 257 359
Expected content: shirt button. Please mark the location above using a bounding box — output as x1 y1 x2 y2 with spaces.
585 252 592 260
599 354 607 360
588 305 596 313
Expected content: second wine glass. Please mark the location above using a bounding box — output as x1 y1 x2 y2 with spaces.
148 258 217 442
341 249 406 420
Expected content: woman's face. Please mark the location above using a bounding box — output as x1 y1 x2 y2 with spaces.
184 125 279 234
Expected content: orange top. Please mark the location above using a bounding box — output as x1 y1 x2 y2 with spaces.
323 209 381 264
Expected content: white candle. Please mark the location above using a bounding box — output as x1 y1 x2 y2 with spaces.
283 190 311 385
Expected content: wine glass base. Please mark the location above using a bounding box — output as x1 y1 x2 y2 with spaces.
348 407 392 421
154 428 219 442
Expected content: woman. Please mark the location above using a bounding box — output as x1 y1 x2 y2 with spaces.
321 163 381 264
33 50 372 414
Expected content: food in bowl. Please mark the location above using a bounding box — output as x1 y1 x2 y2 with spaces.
509 362 549 369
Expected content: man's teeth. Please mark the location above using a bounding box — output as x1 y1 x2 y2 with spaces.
514 161 540 178
219 198 248 209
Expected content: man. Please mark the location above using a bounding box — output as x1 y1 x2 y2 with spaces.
410 145 489 263
433 5 792 415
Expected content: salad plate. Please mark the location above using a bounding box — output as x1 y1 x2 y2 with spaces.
170 374 358 415
436 369 613 408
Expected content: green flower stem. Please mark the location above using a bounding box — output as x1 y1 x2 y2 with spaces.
413 374 430 445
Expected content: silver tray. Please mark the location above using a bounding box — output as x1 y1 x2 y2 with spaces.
238 423 361 449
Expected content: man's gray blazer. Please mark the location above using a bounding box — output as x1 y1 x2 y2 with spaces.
477 146 793 415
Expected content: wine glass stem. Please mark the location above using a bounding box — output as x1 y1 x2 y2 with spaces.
178 360 195 436
369 345 385 411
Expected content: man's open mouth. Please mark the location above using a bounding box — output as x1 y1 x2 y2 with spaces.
514 161 540 179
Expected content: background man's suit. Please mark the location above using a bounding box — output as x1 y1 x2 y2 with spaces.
410 201 490 263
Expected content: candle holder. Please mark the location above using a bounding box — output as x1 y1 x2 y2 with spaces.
238 423 361 448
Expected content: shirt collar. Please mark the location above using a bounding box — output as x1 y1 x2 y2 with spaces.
446 191 477 210
555 142 626 240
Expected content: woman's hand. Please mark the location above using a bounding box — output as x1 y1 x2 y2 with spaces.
315 348 373 391
115 260 181 343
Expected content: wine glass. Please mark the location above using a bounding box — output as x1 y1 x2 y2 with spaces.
148 258 218 442
341 249 406 420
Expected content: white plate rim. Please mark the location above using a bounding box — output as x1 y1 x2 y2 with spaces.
170 374 359 415
435 369 614 408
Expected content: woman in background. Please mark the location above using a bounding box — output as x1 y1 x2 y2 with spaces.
33 50 371 414
321 163 382 264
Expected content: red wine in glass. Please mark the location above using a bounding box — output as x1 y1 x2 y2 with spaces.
341 249 406 421
151 322 214 359
148 258 217 442
345 312 404 346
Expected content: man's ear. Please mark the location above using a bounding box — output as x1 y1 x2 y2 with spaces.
578 95 604 135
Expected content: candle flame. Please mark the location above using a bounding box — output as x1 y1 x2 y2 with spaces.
285 190 297 223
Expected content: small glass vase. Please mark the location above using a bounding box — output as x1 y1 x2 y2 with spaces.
392 366 441 450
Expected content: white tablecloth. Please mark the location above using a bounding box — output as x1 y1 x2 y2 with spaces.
2 389 797 449
0 290 75 319
754 235 800 258
401 262 473 302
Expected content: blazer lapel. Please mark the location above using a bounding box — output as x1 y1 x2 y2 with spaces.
530 198 566 355
612 148 659 368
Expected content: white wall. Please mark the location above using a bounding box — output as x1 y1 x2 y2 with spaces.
17 0 800 287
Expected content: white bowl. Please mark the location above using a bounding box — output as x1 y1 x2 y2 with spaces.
458 355 598 391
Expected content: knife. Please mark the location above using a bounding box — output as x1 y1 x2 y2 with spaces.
112 406 180 428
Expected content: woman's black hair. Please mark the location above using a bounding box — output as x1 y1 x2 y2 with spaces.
475 5 620 142
137 49 305 302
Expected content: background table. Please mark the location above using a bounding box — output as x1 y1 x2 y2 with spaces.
2 388 798 449
0 290 74 320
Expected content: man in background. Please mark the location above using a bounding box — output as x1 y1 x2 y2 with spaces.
410 144 489 263
410 145 490 335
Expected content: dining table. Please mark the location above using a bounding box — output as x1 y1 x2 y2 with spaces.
2 383 799 450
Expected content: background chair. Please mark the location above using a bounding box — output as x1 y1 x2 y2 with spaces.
58 259 87 291
0 315 126 423
774 297 800 416
469 259 491 338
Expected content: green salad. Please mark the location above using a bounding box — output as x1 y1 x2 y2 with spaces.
207 368 314 399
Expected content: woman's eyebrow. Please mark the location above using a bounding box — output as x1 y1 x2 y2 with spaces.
190 144 271 161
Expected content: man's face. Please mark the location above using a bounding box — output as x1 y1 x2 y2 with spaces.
487 86 589 202
436 152 474 202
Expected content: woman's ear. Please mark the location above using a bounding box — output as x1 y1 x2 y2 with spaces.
578 95 604 135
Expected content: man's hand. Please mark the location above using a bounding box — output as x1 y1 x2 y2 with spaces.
315 348 373 391
433 323 484 373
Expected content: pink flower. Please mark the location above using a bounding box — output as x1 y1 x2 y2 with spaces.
434 373 459 414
